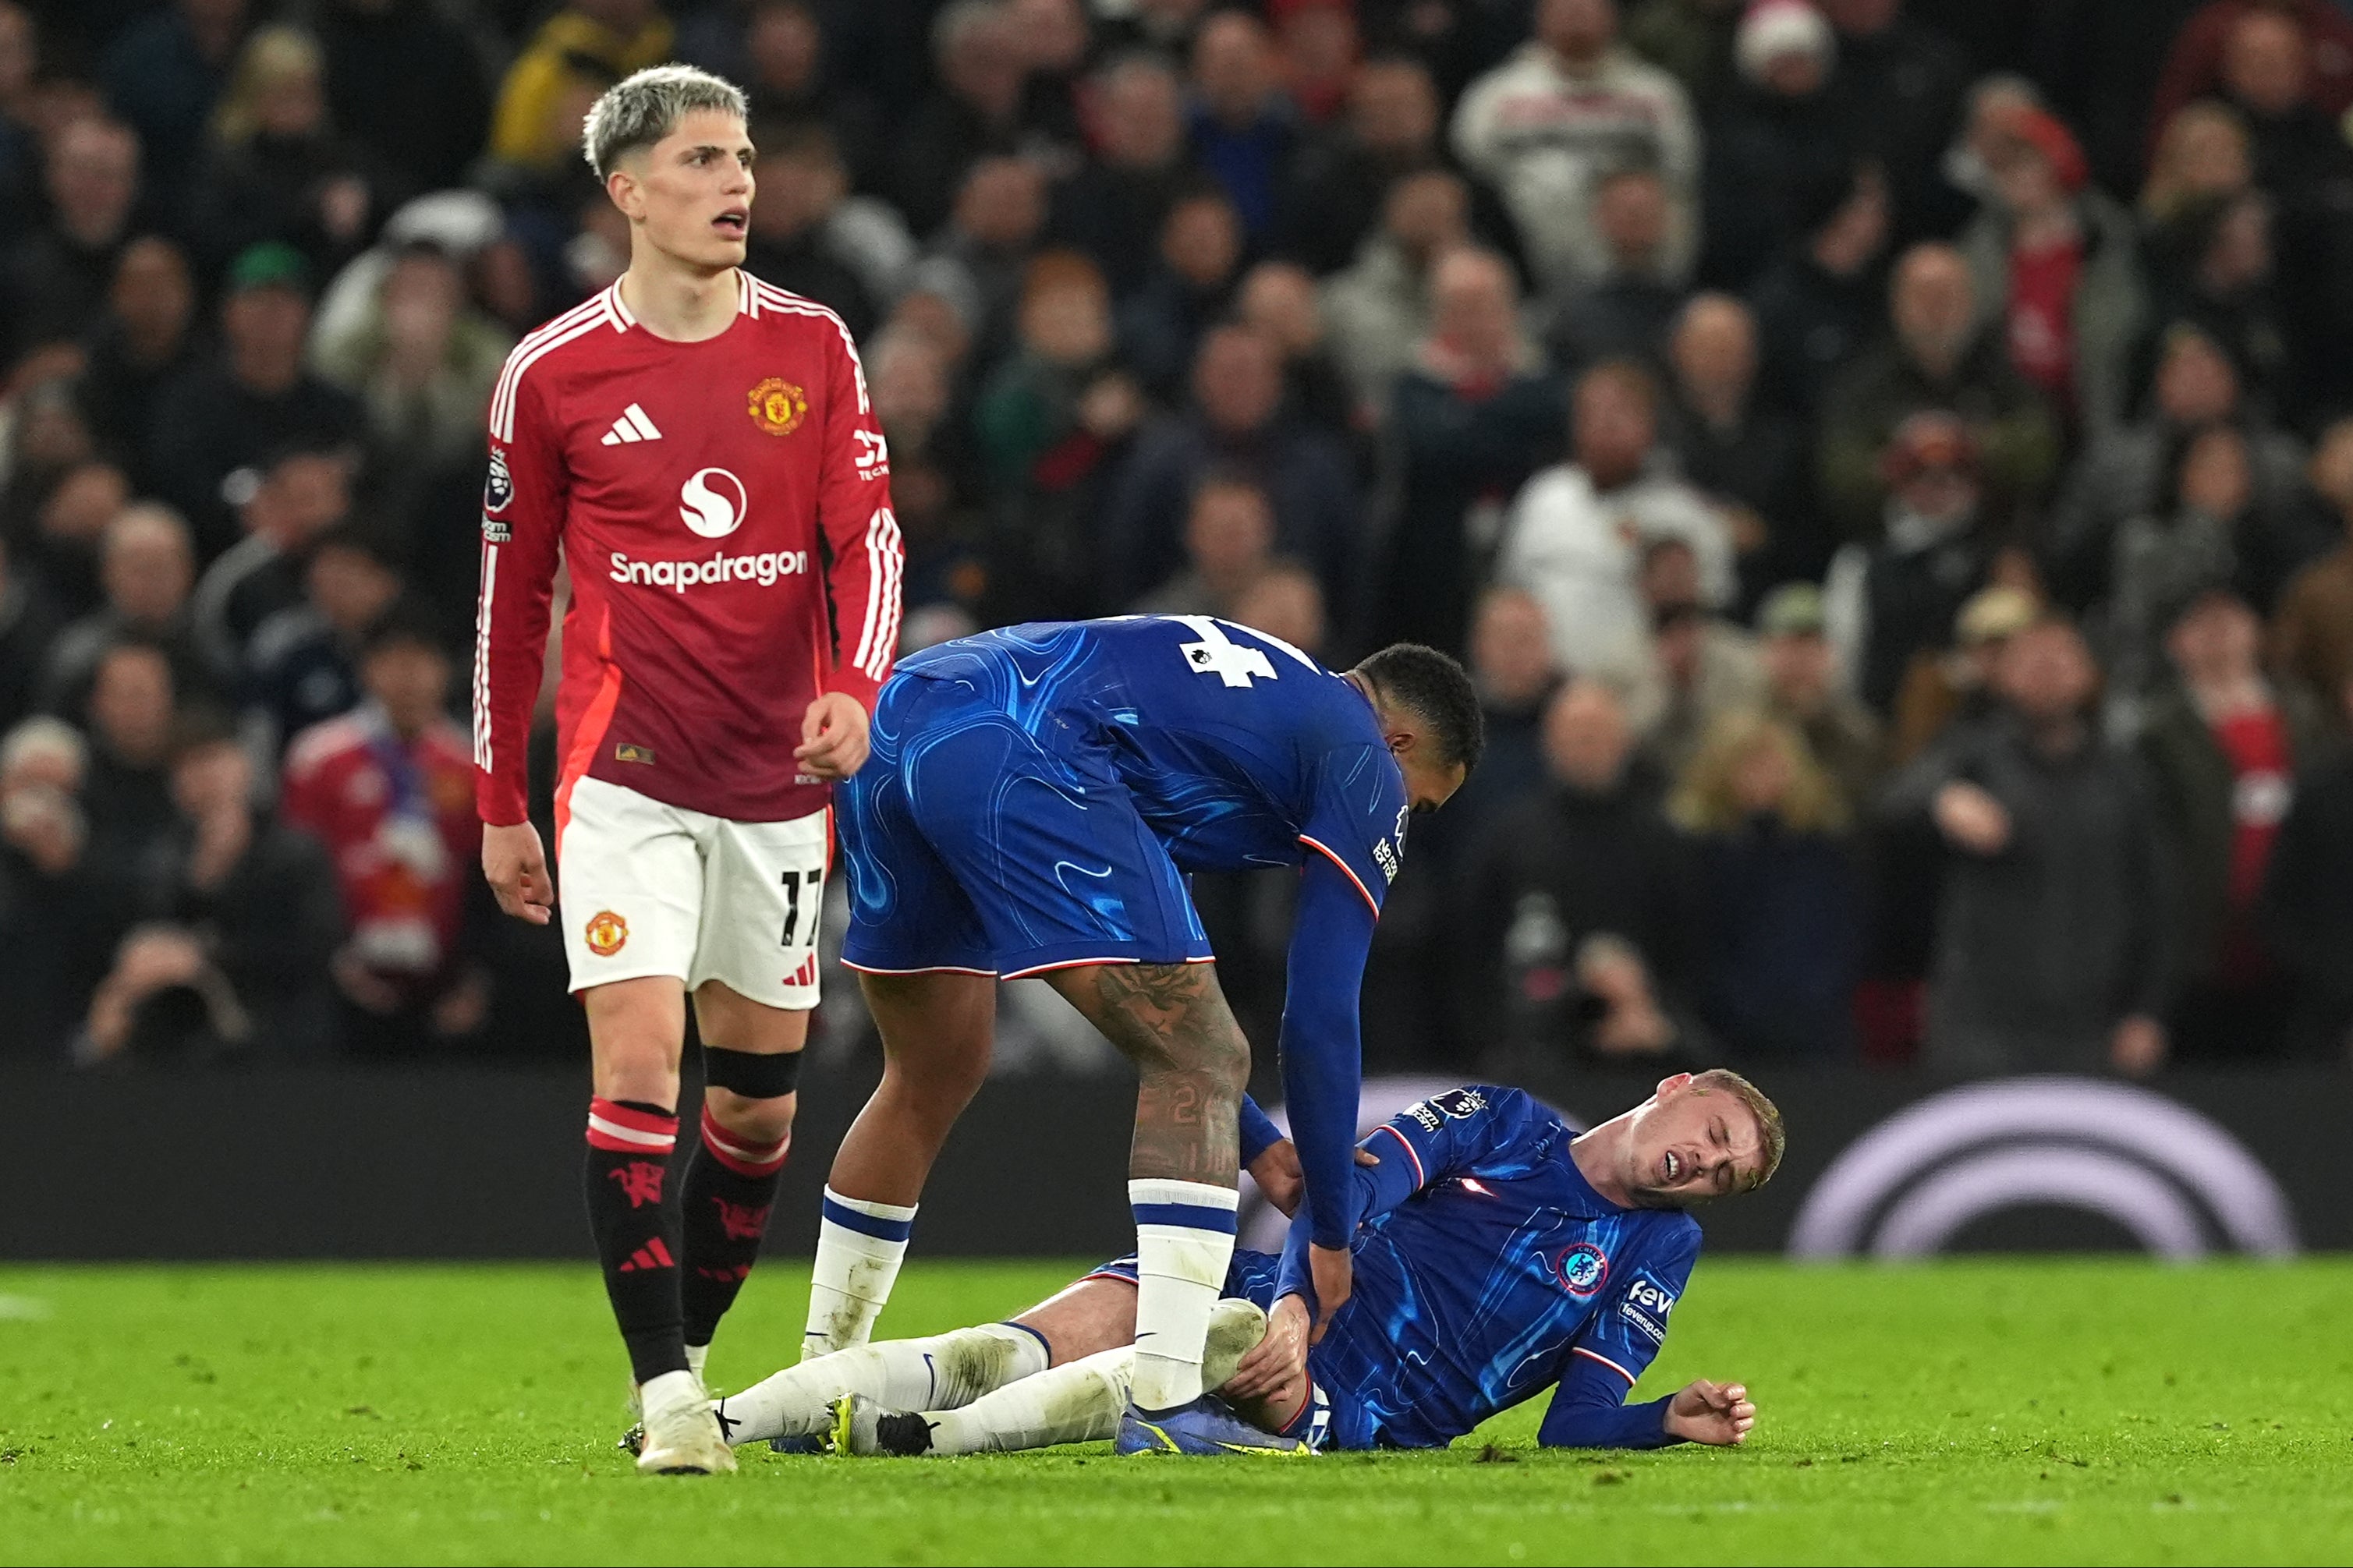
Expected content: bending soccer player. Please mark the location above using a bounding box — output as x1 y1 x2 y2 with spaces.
805 616 1481 1454
473 65 900 1474
714 1074 1780 1455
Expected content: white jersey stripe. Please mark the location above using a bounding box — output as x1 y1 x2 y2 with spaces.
752 283 870 413
874 509 905 677
851 508 886 674
491 308 608 441
488 295 607 439
472 539 498 770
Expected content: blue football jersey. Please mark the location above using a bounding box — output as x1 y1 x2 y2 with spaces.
892 616 1411 911
1289 1086 1702 1450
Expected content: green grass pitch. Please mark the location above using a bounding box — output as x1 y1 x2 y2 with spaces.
2 1259 2349 1565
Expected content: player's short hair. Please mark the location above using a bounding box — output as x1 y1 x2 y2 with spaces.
1689 1068 1784 1192
582 65 749 179
1354 643 1483 773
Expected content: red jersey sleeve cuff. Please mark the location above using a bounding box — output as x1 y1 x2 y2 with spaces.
477 771 530 828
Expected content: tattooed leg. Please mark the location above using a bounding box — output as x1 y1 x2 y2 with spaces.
1042 962 1250 1410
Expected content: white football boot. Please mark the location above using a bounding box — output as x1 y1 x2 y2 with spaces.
635 1370 737 1475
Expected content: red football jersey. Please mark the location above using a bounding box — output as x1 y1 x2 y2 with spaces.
282 703 480 993
471 273 902 828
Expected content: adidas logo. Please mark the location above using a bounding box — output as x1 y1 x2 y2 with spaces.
618 1237 675 1272
785 954 818 988
601 403 664 445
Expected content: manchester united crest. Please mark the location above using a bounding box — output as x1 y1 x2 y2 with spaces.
747 377 807 436
584 909 629 957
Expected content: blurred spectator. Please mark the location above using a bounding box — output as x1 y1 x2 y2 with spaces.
16 462 130 625
1824 411 2001 713
1886 579 2036 763
1132 473 1281 616
241 522 402 763
1497 358 1735 699
1118 183 1244 395
1048 53 1193 297
910 155 1050 368
1459 676 1701 1069
1817 0 1967 242
315 0 491 197
1367 246 1558 654
80 237 204 463
101 0 247 193
2270 416 2353 717
1819 241 2060 540
973 251 1142 618
1755 581 1884 814
1698 0 1856 291
38 504 204 718
1660 292 1813 593
186 25 386 279
1322 167 1472 409
1009 0 1093 150
1546 166 1684 369
0 717 110 1057
0 373 100 565
2099 421 2332 727
1416 585 1560 872
1669 708 1861 1057
2141 189 2298 420
0 533 59 734
2045 322 2309 613
281 600 485 1055
1451 0 1700 299
2138 584 2330 1058
1273 0 1359 124
80 637 182 890
1236 260 1356 441
0 1 33 244
1228 559 1328 653
1624 0 1744 108
147 243 365 555
891 0 1033 238
189 444 352 684
1104 323 1359 610
1935 73 2041 215
1187 9 1299 242
1275 55 1446 274
741 122 912 334
488 0 671 177
1 115 141 360
2146 0 2353 161
311 242 511 473
1884 615 2178 1076
1747 159 1890 418
1958 101 2146 442
87 713 342 1061
2140 99 2253 227
2259 671 2353 1058
1639 535 1767 775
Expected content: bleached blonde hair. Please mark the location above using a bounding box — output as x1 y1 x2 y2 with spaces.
582 65 749 179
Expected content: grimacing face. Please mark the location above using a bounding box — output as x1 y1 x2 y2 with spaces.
1616 1075 1769 1207
611 108 755 274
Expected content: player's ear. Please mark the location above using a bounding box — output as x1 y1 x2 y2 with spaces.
1655 1071 1692 1102
606 167 640 219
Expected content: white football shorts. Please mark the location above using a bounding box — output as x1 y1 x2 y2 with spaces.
556 775 828 1009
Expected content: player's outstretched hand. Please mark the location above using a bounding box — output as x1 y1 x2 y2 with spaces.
482 820 554 926
1307 1244 1352 1343
797 692 871 781
1663 1380 1756 1446
1225 1294 1309 1400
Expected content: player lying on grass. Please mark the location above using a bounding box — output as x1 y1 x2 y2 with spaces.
707 1072 1780 1455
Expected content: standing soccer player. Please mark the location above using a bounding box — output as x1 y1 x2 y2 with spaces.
471 65 900 1475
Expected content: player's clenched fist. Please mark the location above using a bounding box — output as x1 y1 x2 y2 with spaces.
482 819 555 925
1663 1379 1756 1446
796 692 870 781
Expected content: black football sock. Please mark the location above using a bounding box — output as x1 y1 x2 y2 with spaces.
583 1096 689 1386
679 1102 792 1349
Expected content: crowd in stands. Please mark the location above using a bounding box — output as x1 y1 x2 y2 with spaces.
2 0 2352 1078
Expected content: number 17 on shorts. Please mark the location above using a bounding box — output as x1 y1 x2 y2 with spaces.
558 776 831 1011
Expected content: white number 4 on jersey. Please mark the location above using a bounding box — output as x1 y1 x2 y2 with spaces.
1175 617 1279 688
